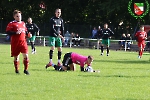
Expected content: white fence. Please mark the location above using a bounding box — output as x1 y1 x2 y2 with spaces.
1 34 149 51
36 36 134 51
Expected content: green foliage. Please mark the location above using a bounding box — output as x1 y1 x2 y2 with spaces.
0 44 150 100
0 0 149 24
0 0 150 37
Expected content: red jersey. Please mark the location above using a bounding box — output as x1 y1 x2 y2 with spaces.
6 20 27 41
6 20 28 57
135 31 147 42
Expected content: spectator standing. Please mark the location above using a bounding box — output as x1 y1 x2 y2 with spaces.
96 26 103 49
45 8 64 68
100 23 114 56
26 17 40 54
5 35 10 42
119 33 126 49
64 31 71 46
92 27 97 39
6 10 30 75
96 26 102 39
135 25 147 58
126 33 132 49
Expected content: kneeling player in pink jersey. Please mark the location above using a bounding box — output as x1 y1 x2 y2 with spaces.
46 52 93 72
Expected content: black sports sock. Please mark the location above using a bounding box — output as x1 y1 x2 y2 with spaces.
58 51 61 60
31 42 34 50
101 46 103 53
107 47 109 54
33 43 35 51
80 67 84 71
49 50 53 59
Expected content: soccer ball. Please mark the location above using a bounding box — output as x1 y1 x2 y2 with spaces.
28 32 32 38
85 66 93 72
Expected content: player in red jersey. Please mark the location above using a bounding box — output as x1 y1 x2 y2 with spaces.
6 10 30 75
135 25 147 58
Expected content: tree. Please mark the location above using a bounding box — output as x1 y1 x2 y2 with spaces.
0 0 149 38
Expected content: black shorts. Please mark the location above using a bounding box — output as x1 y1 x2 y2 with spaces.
62 52 73 67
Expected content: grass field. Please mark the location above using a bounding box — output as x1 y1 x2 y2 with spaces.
0 44 150 100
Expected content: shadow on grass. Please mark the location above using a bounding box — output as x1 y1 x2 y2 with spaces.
94 59 150 64
78 74 150 78
1 72 26 75
143 53 150 55
1 73 14 75
104 67 150 70
31 68 46 71
31 68 66 72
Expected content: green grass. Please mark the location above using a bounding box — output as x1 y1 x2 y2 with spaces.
0 44 150 100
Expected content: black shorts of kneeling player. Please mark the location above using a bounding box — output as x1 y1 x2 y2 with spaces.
54 65 70 71
62 52 73 67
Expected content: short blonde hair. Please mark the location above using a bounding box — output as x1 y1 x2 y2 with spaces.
88 55 93 61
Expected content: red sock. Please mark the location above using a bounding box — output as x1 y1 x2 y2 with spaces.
139 50 143 57
23 58 29 70
141 49 144 57
14 61 19 71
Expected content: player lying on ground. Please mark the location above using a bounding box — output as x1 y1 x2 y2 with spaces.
51 65 100 72
46 52 98 72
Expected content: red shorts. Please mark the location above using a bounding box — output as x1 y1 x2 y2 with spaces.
138 42 145 49
11 40 28 57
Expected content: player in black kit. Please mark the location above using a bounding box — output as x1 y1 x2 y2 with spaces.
45 8 64 69
100 23 114 56
26 17 40 54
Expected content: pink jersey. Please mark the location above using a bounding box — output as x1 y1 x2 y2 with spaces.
135 31 147 43
71 52 89 67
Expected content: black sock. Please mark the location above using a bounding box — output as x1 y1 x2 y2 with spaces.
31 42 34 50
80 67 84 71
101 46 103 53
49 50 53 59
33 43 35 51
107 47 109 54
58 51 61 60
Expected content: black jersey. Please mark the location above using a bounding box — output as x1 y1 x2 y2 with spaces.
49 16 64 37
126 36 132 42
26 23 40 36
96 29 103 39
120 36 126 40
101 28 114 39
